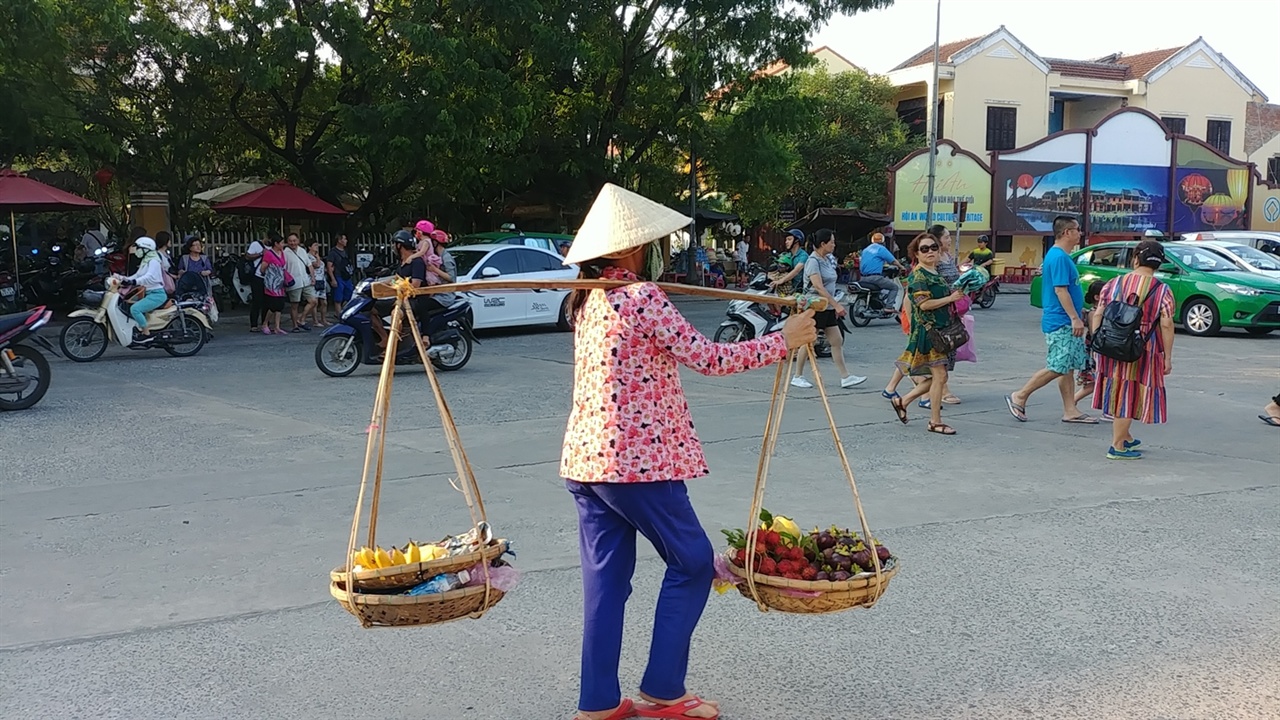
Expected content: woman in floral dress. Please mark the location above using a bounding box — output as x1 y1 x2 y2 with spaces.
888 233 965 435
560 184 815 720
1090 239 1175 459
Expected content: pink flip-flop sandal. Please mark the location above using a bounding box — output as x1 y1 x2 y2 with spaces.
636 696 718 719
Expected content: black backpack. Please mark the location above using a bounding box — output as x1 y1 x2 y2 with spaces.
1089 283 1153 363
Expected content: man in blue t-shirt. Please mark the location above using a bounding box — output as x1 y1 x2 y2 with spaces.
1007 216 1096 424
858 231 904 307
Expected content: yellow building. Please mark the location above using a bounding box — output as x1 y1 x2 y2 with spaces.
887 27 1270 267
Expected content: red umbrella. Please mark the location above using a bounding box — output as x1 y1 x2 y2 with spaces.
1 168 100 271
212 179 346 216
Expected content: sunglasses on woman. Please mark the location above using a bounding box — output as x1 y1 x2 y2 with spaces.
918 244 939 253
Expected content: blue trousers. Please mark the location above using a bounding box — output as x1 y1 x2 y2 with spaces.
566 480 715 713
130 288 168 329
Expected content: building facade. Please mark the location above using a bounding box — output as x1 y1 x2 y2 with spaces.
888 27 1269 163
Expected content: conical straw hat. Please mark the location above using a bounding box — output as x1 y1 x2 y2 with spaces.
564 183 691 264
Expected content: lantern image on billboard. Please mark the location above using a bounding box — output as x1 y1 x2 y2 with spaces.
1017 174 1034 190
1199 194 1240 229
1178 174 1212 208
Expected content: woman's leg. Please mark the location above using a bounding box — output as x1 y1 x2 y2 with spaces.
884 367 904 395
901 375 931 404
567 481 638 715
825 323 850 378
1111 417 1134 451
130 289 167 332
928 366 947 425
249 277 264 329
592 481 715 708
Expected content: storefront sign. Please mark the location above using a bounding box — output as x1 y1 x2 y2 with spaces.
891 142 992 231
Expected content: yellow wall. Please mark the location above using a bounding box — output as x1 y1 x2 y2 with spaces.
1011 235 1046 268
1142 51 1252 158
1253 183 1280 232
1247 131 1280 167
1063 96 1126 130
948 39 1049 156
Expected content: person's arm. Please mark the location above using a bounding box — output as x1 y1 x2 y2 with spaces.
1159 287 1175 374
917 290 964 311
1054 286 1085 335
631 284 791 376
326 258 337 285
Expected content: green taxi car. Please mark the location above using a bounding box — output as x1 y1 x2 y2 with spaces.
1030 241 1280 336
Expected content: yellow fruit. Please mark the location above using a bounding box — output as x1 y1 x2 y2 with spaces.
374 547 392 568
769 515 801 540
404 543 421 564
423 544 446 561
389 548 407 566
353 547 377 570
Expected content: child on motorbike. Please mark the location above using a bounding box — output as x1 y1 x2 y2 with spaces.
119 237 167 344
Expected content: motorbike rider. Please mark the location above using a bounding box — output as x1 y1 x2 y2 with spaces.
370 230 449 354
772 229 809 293
967 235 995 276
858 231 906 309
117 237 167 344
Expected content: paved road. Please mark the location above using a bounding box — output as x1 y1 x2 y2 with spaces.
2 294 1277 719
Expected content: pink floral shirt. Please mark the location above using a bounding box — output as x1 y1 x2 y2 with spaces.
561 281 787 484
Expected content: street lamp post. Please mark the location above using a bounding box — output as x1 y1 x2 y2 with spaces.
924 0 942 228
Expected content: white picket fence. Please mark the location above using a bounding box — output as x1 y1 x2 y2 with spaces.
188 230 395 259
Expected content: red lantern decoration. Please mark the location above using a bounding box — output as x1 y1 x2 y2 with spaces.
1178 173 1212 207
94 167 114 187
1016 173 1034 190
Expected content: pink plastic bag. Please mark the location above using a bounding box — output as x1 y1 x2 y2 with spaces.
463 563 522 592
955 314 978 363
953 295 972 316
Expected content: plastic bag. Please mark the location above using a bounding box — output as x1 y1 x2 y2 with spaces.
952 266 989 294
463 563 521 593
955 314 978 363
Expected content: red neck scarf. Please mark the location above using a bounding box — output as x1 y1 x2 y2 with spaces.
601 266 639 282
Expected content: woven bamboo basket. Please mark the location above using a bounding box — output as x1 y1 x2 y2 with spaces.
732 346 899 614
330 541 507 592
333 289 506 628
724 555 899 613
331 579 505 627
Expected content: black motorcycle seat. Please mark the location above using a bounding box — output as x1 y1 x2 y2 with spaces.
82 290 105 304
0 311 35 336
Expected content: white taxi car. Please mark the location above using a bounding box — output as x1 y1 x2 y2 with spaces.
445 244 577 330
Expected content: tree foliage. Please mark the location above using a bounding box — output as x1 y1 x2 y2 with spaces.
2 0 900 232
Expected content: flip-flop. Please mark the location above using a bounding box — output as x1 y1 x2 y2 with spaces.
941 394 961 405
1005 395 1027 422
1061 415 1099 424
574 698 638 720
636 697 718 719
890 398 909 424
1260 415 1280 427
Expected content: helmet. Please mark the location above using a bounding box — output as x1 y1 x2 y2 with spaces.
786 229 804 243
414 220 435 235
135 237 156 251
429 229 449 244
392 230 416 250
977 234 990 244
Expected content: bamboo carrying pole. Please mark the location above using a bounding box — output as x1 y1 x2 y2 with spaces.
369 277 828 310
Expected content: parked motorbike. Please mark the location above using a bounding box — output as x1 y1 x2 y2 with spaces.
59 276 211 361
0 268 21 313
959 262 999 309
846 265 905 327
0 306 56 411
314 278 478 376
213 254 251 308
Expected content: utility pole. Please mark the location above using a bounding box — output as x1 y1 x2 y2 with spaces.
924 0 942 227
686 10 699 283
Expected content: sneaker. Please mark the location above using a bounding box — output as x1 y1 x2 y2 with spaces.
1123 438 1142 450
133 333 156 345
840 375 868 388
790 376 814 389
1107 447 1143 460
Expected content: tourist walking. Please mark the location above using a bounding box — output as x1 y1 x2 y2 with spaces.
306 239 328 328
1006 216 1095 424
326 234 354 318
790 229 866 390
927 224 961 406
284 233 318 332
888 233 966 435
1090 240 1176 459
560 183 815 720
246 232 268 332
258 234 288 335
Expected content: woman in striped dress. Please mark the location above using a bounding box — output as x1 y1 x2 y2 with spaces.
1089 240 1175 460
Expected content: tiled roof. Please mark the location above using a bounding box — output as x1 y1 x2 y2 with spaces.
1116 46 1184 78
1044 58 1130 81
891 37 982 71
1245 102 1280 156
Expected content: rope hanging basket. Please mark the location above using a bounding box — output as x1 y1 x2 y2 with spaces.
722 347 901 614
332 283 508 628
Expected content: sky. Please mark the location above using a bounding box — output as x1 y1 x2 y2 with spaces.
812 0 1280 101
